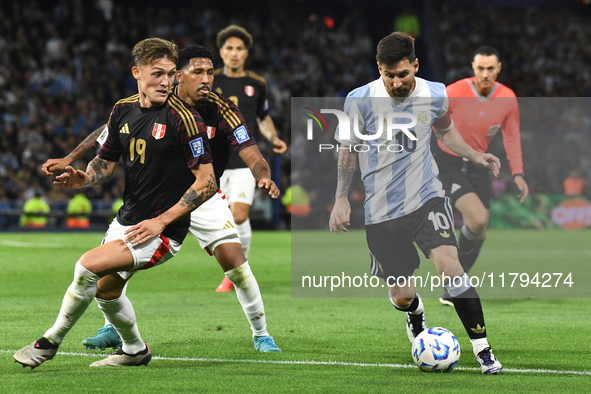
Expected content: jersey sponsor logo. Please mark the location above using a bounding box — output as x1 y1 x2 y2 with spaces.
97 126 109 146
189 137 204 157
234 125 250 144
206 126 216 139
152 123 166 140
119 123 130 134
439 231 451 238
245 85 255 97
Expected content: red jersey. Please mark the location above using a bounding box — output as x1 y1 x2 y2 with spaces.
438 77 523 175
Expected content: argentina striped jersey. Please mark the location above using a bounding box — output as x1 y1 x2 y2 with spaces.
335 77 454 225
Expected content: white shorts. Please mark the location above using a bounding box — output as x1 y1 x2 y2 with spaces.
219 168 256 206
102 218 182 280
188 190 240 254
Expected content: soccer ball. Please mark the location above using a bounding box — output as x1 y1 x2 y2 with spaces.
411 327 461 372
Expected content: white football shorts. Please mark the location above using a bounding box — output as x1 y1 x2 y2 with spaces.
219 168 256 206
189 189 240 254
102 218 182 280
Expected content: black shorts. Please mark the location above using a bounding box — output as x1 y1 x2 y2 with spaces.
434 150 493 209
365 197 458 282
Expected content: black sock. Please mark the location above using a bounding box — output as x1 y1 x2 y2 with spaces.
458 225 481 273
458 247 481 273
391 294 419 312
36 337 58 349
451 286 487 339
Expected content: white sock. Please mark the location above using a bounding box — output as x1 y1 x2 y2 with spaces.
103 282 128 326
97 294 145 354
470 337 490 356
235 219 252 258
225 261 268 337
44 262 99 345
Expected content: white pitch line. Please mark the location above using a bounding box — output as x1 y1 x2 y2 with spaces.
0 240 63 248
2 350 589 376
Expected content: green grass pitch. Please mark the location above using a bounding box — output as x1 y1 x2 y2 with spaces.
1 230 590 393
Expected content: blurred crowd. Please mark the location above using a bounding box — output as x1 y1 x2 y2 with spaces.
1 0 590 228
0 0 377 207
437 2 591 195
438 3 591 97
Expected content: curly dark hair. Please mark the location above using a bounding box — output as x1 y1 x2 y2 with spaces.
216 25 253 49
177 44 214 70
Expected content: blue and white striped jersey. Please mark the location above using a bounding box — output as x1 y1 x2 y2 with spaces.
335 76 454 225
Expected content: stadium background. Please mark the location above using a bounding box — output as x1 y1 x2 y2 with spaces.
1 1 590 390
1 0 590 230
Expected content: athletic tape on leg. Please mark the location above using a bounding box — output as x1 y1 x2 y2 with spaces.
461 224 479 241
444 273 472 297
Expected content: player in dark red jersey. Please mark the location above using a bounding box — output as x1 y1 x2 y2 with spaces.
41 45 282 353
213 25 288 292
435 46 529 306
14 38 217 369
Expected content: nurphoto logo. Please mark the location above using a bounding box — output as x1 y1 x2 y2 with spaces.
302 107 418 152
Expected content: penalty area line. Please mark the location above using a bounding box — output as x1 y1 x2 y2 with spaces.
2 349 589 376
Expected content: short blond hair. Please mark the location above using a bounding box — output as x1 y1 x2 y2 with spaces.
131 38 178 67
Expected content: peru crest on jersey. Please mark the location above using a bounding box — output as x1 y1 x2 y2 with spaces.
152 123 166 139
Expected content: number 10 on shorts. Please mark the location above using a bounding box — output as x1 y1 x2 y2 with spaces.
428 211 451 231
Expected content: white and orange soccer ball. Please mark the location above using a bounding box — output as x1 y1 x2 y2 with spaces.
412 327 461 372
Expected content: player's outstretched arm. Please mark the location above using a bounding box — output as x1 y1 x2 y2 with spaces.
257 115 287 154
53 156 116 189
435 126 501 177
124 163 217 245
238 145 280 198
42 124 107 175
329 147 356 235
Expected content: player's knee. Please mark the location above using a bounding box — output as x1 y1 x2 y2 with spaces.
226 261 253 288
70 261 99 301
77 253 98 274
73 261 99 285
233 211 249 224
468 213 489 234
95 283 122 301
